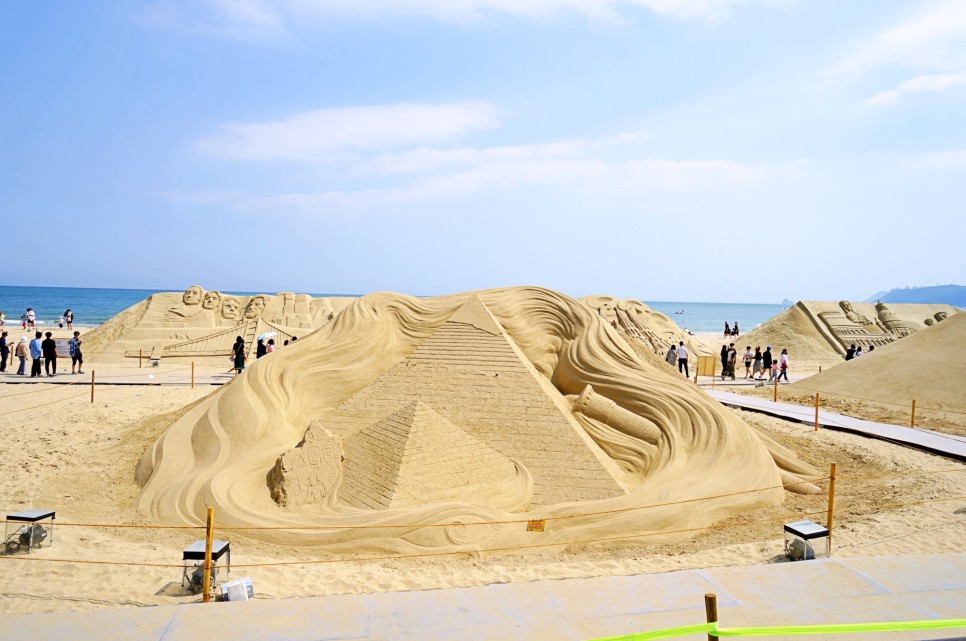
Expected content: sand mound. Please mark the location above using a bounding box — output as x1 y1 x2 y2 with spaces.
738 300 960 371
134 287 819 553
790 313 966 418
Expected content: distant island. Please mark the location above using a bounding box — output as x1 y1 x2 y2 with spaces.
864 284 966 307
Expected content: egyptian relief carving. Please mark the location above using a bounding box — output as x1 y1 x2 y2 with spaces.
269 422 345 507
875 302 915 338
818 301 894 351
839 300 873 326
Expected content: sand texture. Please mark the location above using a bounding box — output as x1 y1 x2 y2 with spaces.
735 300 960 372
134 288 819 552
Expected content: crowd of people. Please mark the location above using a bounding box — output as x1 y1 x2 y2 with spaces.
0 306 82 378
229 335 297 375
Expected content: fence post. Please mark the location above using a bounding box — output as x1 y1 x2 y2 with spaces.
827 462 837 555
814 393 820 431
202 507 214 603
911 399 916 428
704 593 718 640
191 362 195 389
773 377 778 402
90 370 95 403
139 349 142 368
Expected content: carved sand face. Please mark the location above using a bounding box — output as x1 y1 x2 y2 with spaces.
935 312 948 322
222 297 241 320
183 286 204 306
202 291 222 310
244 296 267 319
839 300 853 313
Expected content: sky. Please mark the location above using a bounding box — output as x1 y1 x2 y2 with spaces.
1 1 964 303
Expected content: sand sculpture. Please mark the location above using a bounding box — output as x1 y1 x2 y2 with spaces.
81 286 357 362
790 313 966 418
581 295 708 358
135 287 820 552
737 300 961 368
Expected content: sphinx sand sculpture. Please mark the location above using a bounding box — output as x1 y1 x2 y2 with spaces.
135 287 819 553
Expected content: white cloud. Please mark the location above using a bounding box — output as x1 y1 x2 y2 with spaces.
141 0 785 41
195 102 503 161
865 69 966 104
832 0 966 77
915 148 966 169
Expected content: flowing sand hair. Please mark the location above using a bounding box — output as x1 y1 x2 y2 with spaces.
135 287 814 552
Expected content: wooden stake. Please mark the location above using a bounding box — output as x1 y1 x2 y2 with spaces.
191 362 195 389
819 365 822 373
90 370 95 403
773 377 778 402
202 507 214 603
711 357 715 390
827 462 837 555
911 399 916 428
814 393 820 431
139 349 142 368
704 593 718 640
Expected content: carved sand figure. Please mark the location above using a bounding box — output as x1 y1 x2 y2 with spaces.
839 300 873 325
935 311 948 322
202 290 222 310
876 302 915 338
136 287 819 553
221 296 241 321
244 295 268 320
165 285 206 320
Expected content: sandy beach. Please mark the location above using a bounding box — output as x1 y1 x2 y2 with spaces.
1 294 964 615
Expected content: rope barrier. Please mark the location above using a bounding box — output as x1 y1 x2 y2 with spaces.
6 391 92 415
839 468 966 480
776 382 966 418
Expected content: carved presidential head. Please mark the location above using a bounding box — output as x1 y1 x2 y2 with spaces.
183 285 205 306
202 290 222 310
222 297 241 320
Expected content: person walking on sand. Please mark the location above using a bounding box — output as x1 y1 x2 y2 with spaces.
676 341 690 377
29 331 43 377
762 346 773 380
723 322 730 338
0 330 9 372
752 346 763 379
42 331 58 377
720 344 729 379
665 344 677 367
256 338 267 359
69 331 84 374
266 338 276 354
727 343 737 380
15 337 28 375
26 308 35 330
732 322 740 337
845 344 856 360
230 337 246 374
64 309 73 330
742 346 753 378
777 348 790 382
854 345 864 358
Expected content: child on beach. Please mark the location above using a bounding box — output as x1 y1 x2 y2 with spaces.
769 360 779 382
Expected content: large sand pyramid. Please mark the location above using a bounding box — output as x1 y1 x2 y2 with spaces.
134 287 820 553
789 313 966 418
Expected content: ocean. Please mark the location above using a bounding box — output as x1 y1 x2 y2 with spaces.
0 286 786 333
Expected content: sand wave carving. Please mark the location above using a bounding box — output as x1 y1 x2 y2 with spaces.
135 287 818 552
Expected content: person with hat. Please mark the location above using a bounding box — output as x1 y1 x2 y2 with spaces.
15 337 29 375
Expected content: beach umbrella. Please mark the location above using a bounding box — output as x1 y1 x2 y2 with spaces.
257 332 277 341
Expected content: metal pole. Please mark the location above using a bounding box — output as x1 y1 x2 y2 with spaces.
827 462 837 555
704 593 718 640
814 393 820 431
202 507 214 603
911 399 916 428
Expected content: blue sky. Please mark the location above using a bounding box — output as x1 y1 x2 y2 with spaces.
2 1 964 303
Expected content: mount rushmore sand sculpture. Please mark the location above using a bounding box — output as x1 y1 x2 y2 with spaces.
82 286 357 362
736 300 961 369
134 287 820 553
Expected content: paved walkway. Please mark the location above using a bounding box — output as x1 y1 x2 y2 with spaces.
3 554 964 640
706 390 966 461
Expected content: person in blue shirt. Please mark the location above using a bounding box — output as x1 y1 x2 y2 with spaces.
29 331 43 377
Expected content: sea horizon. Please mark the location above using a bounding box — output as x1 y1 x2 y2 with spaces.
0 285 787 333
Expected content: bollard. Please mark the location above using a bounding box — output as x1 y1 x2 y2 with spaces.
704 593 718 641
911 399 916 428
814 393 820 431
191 362 195 389
90 370 95 403
202 507 214 603
827 462 837 554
